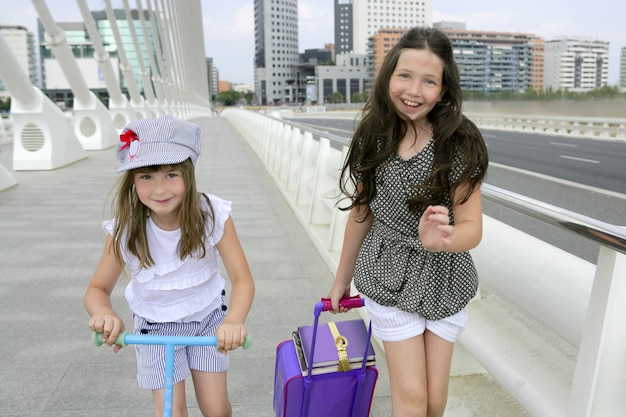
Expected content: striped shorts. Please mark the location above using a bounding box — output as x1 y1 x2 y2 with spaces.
132 306 229 390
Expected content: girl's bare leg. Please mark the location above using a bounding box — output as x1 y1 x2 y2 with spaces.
383 330 455 417
191 370 231 417
384 335 428 417
423 330 454 417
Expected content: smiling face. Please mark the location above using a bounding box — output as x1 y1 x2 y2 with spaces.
388 48 445 125
132 165 186 229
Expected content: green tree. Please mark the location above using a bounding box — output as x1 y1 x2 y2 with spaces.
243 91 255 105
462 85 626 102
0 96 11 112
351 92 367 103
587 85 621 99
217 91 242 106
328 91 344 104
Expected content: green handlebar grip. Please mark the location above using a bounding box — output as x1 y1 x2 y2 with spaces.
242 333 252 350
92 331 127 347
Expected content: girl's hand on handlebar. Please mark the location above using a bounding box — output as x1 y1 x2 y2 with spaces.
215 322 247 354
89 314 125 353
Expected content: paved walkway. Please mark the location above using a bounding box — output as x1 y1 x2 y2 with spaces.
0 116 527 416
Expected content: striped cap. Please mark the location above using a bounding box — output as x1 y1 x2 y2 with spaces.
116 115 202 173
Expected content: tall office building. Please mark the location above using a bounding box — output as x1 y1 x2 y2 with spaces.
0 24 38 97
254 0 299 106
335 0 353 54
351 0 432 55
544 38 609 93
207 57 219 101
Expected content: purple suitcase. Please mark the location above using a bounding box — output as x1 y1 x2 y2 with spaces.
273 297 378 417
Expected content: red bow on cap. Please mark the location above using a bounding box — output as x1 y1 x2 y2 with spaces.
120 129 140 160
120 129 138 151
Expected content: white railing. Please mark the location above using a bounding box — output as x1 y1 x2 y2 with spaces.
284 108 626 142
222 108 626 417
455 113 626 141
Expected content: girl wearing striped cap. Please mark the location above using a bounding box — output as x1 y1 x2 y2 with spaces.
84 114 255 417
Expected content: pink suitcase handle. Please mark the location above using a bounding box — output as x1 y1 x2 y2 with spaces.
317 295 364 315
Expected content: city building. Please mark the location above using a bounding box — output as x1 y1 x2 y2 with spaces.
297 47 334 104
38 9 157 109
369 27 406 77
544 37 609 93
218 80 232 93
351 0 432 55
0 23 38 98
335 0 353 54
619 46 626 91
207 57 219 101
438 23 543 93
233 83 255 93
328 0 432 100
254 0 299 106
315 53 369 104
529 37 546 92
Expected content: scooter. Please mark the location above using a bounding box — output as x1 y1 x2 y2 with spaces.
92 331 251 417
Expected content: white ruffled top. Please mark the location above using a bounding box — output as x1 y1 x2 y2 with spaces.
102 194 231 323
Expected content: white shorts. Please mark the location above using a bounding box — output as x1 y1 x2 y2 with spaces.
364 296 468 343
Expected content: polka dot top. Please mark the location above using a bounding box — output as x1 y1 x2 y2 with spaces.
353 138 479 320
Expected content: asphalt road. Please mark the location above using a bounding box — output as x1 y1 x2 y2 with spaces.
290 117 626 263
482 129 626 195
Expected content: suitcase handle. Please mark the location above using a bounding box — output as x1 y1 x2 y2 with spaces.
316 295 364 315
303 295 372 417
308 296 369 376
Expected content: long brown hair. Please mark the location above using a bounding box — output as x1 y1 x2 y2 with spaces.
340 27 488 215
109 159 214 270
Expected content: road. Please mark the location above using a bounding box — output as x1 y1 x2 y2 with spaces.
483 129 626 195
288 116 626 263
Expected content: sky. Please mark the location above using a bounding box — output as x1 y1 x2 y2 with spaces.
1 0 624 85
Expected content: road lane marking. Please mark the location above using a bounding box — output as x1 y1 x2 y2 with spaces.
560 155 600 164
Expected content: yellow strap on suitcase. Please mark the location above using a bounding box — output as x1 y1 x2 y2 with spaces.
327 322 351 372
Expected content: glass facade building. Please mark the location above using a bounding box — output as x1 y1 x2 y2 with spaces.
441 27 541 94
38 9 158 96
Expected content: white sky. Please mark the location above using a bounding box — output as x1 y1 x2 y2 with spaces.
1 0 623 85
